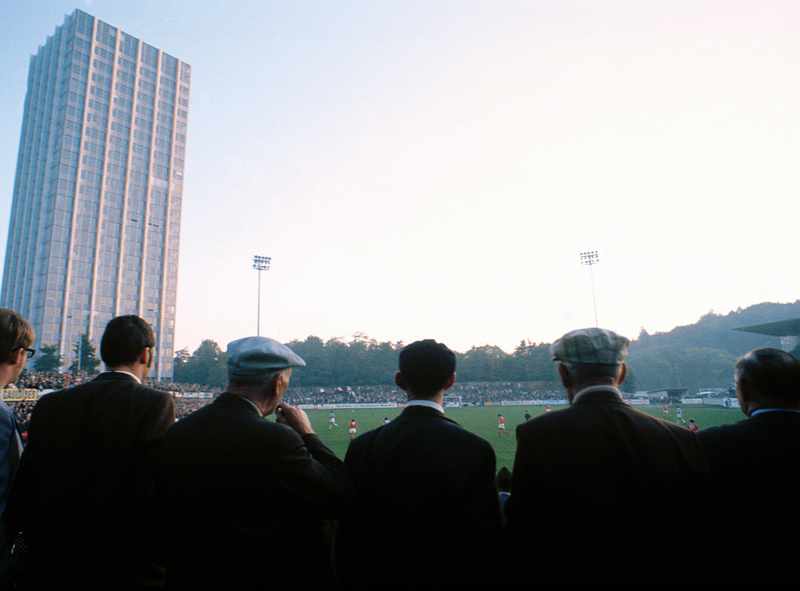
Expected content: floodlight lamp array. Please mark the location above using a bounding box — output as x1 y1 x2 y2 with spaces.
253 255 271 271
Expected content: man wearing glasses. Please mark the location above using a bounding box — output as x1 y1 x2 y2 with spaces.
0 309 34 586
7 315 175 586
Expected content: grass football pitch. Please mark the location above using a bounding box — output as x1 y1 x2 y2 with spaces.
307 404 744 472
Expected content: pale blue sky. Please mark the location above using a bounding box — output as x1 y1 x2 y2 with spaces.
1 1 798 354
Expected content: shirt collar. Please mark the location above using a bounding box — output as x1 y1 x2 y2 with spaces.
406 399 444 414
239 396 264 416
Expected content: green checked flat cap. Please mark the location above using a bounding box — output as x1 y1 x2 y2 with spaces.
550 327 629 365
227 336 306 376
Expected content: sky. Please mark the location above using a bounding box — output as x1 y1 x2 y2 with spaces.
1 1 798 355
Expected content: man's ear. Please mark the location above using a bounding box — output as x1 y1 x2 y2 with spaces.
443 373 456 392
617 362 627 386
138 347 152 367
736 379 753 416
8 347 25 367
557 363 571 389
394 371 408 392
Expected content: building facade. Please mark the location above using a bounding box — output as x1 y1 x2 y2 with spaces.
1 10 190 380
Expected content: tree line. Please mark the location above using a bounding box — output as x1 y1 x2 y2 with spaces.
174 301 798 393
173 335 562 391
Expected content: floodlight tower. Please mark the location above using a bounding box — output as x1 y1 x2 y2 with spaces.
253 255 271 336
580 251 599 327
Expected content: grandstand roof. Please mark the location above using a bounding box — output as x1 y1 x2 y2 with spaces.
733 317 800 337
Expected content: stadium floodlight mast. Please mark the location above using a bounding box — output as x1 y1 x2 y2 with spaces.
580 250 600 327
253 255 271 337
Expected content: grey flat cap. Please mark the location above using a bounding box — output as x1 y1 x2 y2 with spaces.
550 328 629 365
227 337 306 376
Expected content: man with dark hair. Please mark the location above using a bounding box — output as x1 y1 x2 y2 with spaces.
7 315 174 586
504 328 711 584
99 314 156 367
333 339 502 585
698 348 800 577
0 309 34 585
162 336 352 586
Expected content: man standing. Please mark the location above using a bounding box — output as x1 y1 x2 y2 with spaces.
698 348 800 576
0 310 34 585
504 328 711 584
162 337 352 586
7 315 175 585
334 339 502 585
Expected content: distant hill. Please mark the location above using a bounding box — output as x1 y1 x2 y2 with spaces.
630 300 800 356
625 300 800 392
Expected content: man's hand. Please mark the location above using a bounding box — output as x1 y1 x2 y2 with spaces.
275 402 314 436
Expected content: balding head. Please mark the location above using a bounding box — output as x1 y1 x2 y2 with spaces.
735 348 800 415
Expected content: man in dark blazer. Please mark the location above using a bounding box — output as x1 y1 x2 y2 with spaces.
333 339 503 585
0 309 34 586
6 315 175 586
162 336 353 586
698 348 800 580
504 328 711 584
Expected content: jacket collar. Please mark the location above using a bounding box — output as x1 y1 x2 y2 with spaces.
748 408 800 422
399 403 458 424
94 371 139 383
215 392 264 416
571 385 624 405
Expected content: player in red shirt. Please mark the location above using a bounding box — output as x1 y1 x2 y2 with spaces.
349 419 357 440
498 415 509 436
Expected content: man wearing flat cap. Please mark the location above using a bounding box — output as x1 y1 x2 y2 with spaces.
504 328 712 584
161 337 353 586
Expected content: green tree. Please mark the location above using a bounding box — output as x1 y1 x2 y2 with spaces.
34 344 63 372
173 347 191 382
69 333 101 374
175 340 227 388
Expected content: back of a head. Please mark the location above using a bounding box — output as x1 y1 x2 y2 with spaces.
0 308 34 363
225 336 306 391
737 348 800 404
398 339 456 397
550 327 629 384
100 315 155 368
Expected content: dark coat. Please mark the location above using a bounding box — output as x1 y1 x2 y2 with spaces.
6 371 175 586
504 387 712 584
161 393 353 586
333 404 503 585
698 410 800 578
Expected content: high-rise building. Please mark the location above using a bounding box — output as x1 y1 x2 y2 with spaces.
1 10 190 380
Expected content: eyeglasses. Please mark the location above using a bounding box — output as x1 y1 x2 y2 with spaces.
23 348 36 359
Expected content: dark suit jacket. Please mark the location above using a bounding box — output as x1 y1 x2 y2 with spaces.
0 399 22 585
698 411 800 577
6 371 175 586
333 404 503 585
504 387 712 584
161 393 353 586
